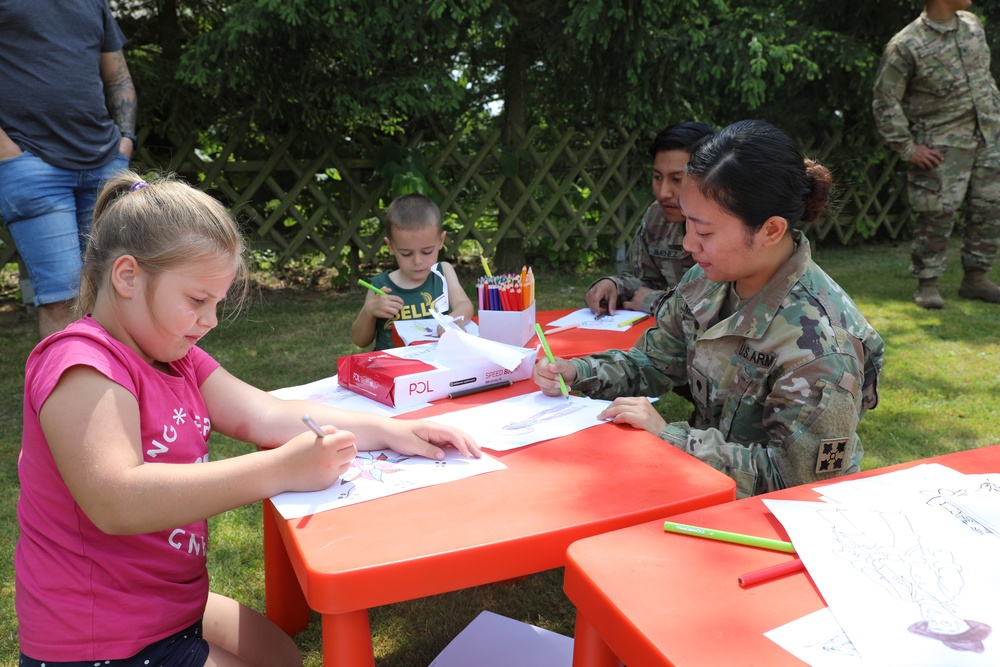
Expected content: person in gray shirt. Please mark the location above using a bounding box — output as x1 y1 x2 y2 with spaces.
0 0 137 338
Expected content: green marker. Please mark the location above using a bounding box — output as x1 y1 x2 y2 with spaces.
534 323 569 399
358 278 388 296
663 521 796 553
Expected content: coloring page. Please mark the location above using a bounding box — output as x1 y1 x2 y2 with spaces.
421 391 612 451
765 498 1000 666
544 307 649 331
765 608 867 667
817 464 1000 539
270 448 506 520
394 318 479 346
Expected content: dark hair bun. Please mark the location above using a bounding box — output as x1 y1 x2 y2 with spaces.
803 159 832 223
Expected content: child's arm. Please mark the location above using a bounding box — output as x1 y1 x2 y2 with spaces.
350 288 403 347
40 366 356 535
440 261 474 325
200 366 481 460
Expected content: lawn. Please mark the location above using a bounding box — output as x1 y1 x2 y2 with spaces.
1 238 998 665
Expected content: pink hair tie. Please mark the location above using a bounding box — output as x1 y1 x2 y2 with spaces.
129 179 149 193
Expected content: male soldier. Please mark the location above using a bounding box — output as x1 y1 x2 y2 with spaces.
872 0 1000 308
584 122 713 316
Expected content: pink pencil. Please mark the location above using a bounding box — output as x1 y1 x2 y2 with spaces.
737 558 805 587
543 322 582 335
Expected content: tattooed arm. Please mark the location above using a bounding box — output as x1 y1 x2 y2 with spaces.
100 49 137 158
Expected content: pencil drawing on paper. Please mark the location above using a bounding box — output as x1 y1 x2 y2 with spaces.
806 628 859 658
499 402 586 435
923 481 1000 538
343 451 411 483
820 508 993 653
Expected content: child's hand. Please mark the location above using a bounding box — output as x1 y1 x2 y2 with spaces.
380 419 481 460
363 289 404 320
277 426 358 493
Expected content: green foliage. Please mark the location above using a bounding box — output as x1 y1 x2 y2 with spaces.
376 144 434 199
112 0 1000 255
117 0 1000 143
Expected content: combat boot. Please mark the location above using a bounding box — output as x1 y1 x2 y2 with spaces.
914 278 944 309
958 270 1000 303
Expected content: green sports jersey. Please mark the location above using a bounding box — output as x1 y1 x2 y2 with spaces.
370 265 446 350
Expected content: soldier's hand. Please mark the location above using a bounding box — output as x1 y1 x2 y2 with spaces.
585 279 619 316
910 145 944 171
598 397 666 435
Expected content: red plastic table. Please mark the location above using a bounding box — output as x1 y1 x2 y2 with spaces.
263 380 736 666
391 308 656 359
563 445 1000 667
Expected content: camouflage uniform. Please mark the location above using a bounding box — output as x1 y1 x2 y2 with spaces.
568 232 884 499
872 10 1000 278
591 202 694 313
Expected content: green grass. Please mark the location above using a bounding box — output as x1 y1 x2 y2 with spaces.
1 239 999 665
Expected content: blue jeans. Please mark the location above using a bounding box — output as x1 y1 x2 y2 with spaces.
19 620 209 667
0 150 129 305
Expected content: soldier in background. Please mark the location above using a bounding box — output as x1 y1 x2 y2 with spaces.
584 122 714 316
872 0 1000 309
533 120 884 499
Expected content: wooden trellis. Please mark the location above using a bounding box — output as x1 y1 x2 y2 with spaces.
0 125 917 276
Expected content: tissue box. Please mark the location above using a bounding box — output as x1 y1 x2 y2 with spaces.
479 302 536 347
337 335 536 408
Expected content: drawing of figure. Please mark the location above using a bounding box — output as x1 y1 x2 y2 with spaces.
500 401 586 435
819 509 992 653
908 619 991 653
923 482 1000 538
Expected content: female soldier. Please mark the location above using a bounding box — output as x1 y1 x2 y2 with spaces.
534 119 884 498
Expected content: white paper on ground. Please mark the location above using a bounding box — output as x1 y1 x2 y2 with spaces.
428 610 572 667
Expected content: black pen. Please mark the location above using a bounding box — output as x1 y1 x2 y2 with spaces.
448 380 513 399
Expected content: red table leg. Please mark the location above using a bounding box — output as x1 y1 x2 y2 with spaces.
322 609 377 667
263 500 312 635
572 612 624 667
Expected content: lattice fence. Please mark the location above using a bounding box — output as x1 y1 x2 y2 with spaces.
0 125 916 276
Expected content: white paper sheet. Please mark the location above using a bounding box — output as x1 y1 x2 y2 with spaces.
422 391 611 451
269 374 430 416
434 327 535 371
545 307 649 331
765 608 867 667
429 610 572 667
270 448 507 520
817 464 1000 538
393 317 480 346
765 497 1000 666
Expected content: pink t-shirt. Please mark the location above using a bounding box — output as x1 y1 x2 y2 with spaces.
16 316 221 661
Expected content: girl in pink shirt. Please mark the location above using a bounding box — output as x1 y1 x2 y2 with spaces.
15 172 480 666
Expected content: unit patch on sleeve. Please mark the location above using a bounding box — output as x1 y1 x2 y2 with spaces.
815 438 848 473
